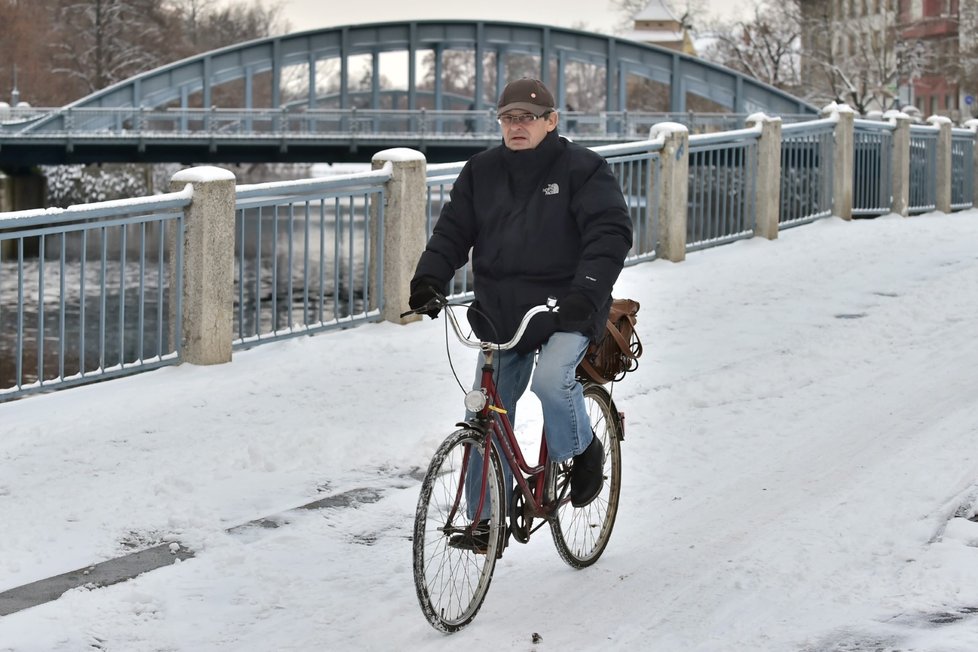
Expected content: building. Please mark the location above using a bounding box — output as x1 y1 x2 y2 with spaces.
899 0 958 118
799 0 976 119
621 0 697 55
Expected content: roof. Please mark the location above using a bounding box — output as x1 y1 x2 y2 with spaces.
620 28 685 43
633 0 681 23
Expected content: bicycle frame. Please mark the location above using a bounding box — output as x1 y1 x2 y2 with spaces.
413 297 567 532
471 347 557 520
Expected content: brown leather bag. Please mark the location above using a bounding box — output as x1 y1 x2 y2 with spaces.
577 298 643 384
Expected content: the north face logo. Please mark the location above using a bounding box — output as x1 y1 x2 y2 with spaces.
543 183 559 195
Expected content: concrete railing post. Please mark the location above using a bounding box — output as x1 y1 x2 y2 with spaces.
885 111 911 217
746 113 782 239
821 102 855 220
928 115 953 213
966 119 978 207
650 122 689 262
371 148 428 324
168 166 236 365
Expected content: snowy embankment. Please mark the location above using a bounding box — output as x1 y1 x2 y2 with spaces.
1 212 978 651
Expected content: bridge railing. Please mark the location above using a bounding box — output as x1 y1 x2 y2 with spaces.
951 127 976 211
0 191 190 400
3 107 977 401
4 106 817 140
424 161 472 301
686 127 760 251
593 140 663 263
852 119 895 217
780 118 836 226
909 123 939 214
232 169 392 348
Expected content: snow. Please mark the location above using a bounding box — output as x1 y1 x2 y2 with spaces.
235 162 392 194
746 112 781 127
170 166 236 184
821 102 856 117
372 148 427 163
650 121 689 140
2 209 978 651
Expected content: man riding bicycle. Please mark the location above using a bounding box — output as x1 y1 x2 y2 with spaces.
409 78 633 548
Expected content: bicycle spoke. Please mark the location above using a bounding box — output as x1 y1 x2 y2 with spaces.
412 429 504 632
549 383 622 568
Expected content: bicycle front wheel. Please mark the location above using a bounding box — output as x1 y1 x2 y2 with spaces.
412 428 506 633
548 382 623 568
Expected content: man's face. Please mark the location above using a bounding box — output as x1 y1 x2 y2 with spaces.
499 111 559 151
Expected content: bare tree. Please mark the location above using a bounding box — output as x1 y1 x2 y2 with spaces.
698 1 802 93
0 0 287 105
697 0 934 114
165 0 216 50
959 5 978 117
0 0 58 104
189 0 286 53
799 4 930 114
49 0 174 96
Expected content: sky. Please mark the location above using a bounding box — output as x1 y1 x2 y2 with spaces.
2 207 978 650
272 0 750 36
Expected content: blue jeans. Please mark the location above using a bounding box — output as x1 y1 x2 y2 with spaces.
464 331 592 520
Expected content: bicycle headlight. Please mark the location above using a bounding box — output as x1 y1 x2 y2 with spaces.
463 389 488 413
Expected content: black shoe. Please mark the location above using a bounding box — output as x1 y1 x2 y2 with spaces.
448 520 508 557
570 434 604 508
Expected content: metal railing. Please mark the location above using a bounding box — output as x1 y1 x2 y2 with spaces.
951 128 976 211
0 191 190 401
4 105 817 141
424 162 472 302
3 112 975 401
852 119 894 217
232 168 391 348
593 140 663 264
780 118 836 227
686 127 760 251
909 124 939 214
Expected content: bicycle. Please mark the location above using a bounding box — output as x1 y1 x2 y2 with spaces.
403 295 625 633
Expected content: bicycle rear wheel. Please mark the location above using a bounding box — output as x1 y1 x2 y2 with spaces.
548 382 623 568
412 428 506 632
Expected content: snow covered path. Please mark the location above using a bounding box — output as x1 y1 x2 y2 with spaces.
2 212 978 651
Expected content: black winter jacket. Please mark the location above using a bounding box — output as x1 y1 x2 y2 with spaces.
411 130 633 352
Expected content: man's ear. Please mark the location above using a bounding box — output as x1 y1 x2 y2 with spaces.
546 112 559 132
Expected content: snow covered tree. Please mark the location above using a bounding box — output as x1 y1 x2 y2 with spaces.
697 1 803 95
696 0 932 115
797 1 926 113
49 0 174 96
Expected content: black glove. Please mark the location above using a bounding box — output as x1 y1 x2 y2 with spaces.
409 277 444 318
556 292 594 330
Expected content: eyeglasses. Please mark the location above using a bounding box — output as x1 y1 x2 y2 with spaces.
497 112 551 126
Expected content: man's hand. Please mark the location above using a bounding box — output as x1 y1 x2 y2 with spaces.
556 292 594 329
409 277 444 318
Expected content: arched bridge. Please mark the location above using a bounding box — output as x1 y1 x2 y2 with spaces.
0 20 817 165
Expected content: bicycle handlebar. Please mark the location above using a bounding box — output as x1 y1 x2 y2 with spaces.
401 294 559 352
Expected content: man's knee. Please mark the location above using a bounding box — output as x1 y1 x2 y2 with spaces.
530 362 572 399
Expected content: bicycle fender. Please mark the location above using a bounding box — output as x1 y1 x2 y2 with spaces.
455 419 488 435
